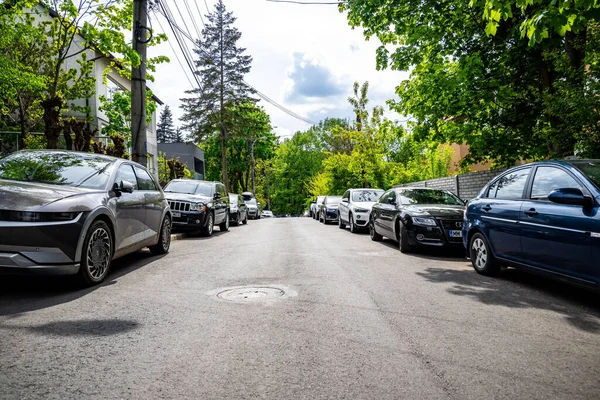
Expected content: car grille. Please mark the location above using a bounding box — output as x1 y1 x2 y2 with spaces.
168 201 191 212
438 219 463 242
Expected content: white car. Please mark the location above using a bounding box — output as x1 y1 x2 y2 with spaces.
262 210 274 218
337 188 384 233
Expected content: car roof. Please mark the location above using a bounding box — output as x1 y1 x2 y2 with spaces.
348 188 384 191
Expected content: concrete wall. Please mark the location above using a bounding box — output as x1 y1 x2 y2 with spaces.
399 168 507 200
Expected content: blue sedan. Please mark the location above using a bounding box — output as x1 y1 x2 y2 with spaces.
463 160 600 290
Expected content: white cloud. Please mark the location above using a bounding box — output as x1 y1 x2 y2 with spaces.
148 0 410 137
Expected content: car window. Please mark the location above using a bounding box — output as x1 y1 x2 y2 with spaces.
115 165 138 190
325 196 342 205
134 166 157 191
531 167 583 200
342 191 350 200
487 168 531 200
570 161 600 190
379 191 389 204
388 191 397 204
398 189 462 205
0 151 114 189
352 190 384 202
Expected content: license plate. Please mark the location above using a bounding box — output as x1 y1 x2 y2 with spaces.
172 212 181 218
449 230 462 238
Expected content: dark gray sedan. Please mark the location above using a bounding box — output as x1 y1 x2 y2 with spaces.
0 150 172 286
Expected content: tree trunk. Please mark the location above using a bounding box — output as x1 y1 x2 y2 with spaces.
42 96 63 149
18 106 27 150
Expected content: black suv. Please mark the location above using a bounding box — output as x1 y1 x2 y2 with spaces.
163 179 230 236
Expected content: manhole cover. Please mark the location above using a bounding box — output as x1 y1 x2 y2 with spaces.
216 287 285 302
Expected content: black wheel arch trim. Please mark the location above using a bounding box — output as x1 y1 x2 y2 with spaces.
74 207 116 262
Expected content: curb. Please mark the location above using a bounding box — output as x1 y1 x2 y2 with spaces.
170 233 187 241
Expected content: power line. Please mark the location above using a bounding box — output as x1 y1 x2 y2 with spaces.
153 12 195 88
193 0 206 27
182 0 203 38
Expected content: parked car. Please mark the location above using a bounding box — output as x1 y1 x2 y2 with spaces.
338 188 384 233
0 150 172 286
309 201 317 218
262 210 274 218
163 179 230 236
319 196 342 224
370 187 465 253
464 160 600 291
243 192 262 219
229 193 248 226
313 196 326 220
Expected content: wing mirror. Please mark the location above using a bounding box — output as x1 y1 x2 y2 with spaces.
214 192 221 200
113 180 134 196
342 198 349 203
388 197 396 205
548 188 594 207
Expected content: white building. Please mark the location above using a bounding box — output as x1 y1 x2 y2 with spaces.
33 4 161 175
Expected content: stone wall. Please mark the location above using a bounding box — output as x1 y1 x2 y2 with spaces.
399 168 506 199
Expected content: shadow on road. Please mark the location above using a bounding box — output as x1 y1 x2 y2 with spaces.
0 318 140 337
417 267 600 333
379 238 467 261
0 250 165 317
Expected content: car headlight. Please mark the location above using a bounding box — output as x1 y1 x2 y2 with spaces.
189 203 206 212
412 217 437 226
353 208 369 213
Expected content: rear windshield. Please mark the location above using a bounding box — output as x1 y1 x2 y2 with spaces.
0 151 114 189
352 190 384 202
398 189 463 205
325 196 342 205
570 161 600 190
164 181 213 196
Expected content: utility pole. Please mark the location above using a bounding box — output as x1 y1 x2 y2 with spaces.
248 136 267 195
131 0 148 168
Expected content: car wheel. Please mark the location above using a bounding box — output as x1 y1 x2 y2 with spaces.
338 215 346 229
77 220 113 286
398 222 412 254
469 233 499 276
232 212 240 226
349 214 356 233
243 213 248 225
202 213 214 237
369 217 382 242
149 216 171 255
220 211 230 231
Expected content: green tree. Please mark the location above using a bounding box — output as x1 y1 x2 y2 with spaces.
4 1 167 149
157 105 176 143
340 0 600 165
347 81 369 131
180 0 255 191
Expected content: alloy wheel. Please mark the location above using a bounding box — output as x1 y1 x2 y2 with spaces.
161 218 172 249
472 238 487 269
208 214 214 235
87 227 111 280
350 215 355 233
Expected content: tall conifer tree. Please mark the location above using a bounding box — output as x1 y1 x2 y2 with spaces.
157 105 176 143
180 0 255 190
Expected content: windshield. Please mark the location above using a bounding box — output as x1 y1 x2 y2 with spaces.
0 151 114 189
398 189 463 206
246 198 257 205
570 161 600 190
316 196 325 204
325 196 342 206
352 190 383 202
164 181 213 196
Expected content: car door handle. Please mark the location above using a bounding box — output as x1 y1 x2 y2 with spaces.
523 208 538 216
482 205 492 212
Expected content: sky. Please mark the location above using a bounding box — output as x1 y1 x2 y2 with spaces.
148 0 409 139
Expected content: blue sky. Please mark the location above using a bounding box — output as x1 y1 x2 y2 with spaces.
149 0 408 138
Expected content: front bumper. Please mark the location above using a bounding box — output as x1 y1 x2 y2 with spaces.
247 209 259 217
406 220 464 248
352 211 370 227
0 214 87 275
170 210 209 230
324 209 338 221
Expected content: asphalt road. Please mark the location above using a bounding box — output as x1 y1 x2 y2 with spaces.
1 218 600 399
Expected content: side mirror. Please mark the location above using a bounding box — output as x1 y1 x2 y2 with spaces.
114 180 134 196
388 197 396 205
342 198 349 203
548 188 591 207
214 192 221 200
